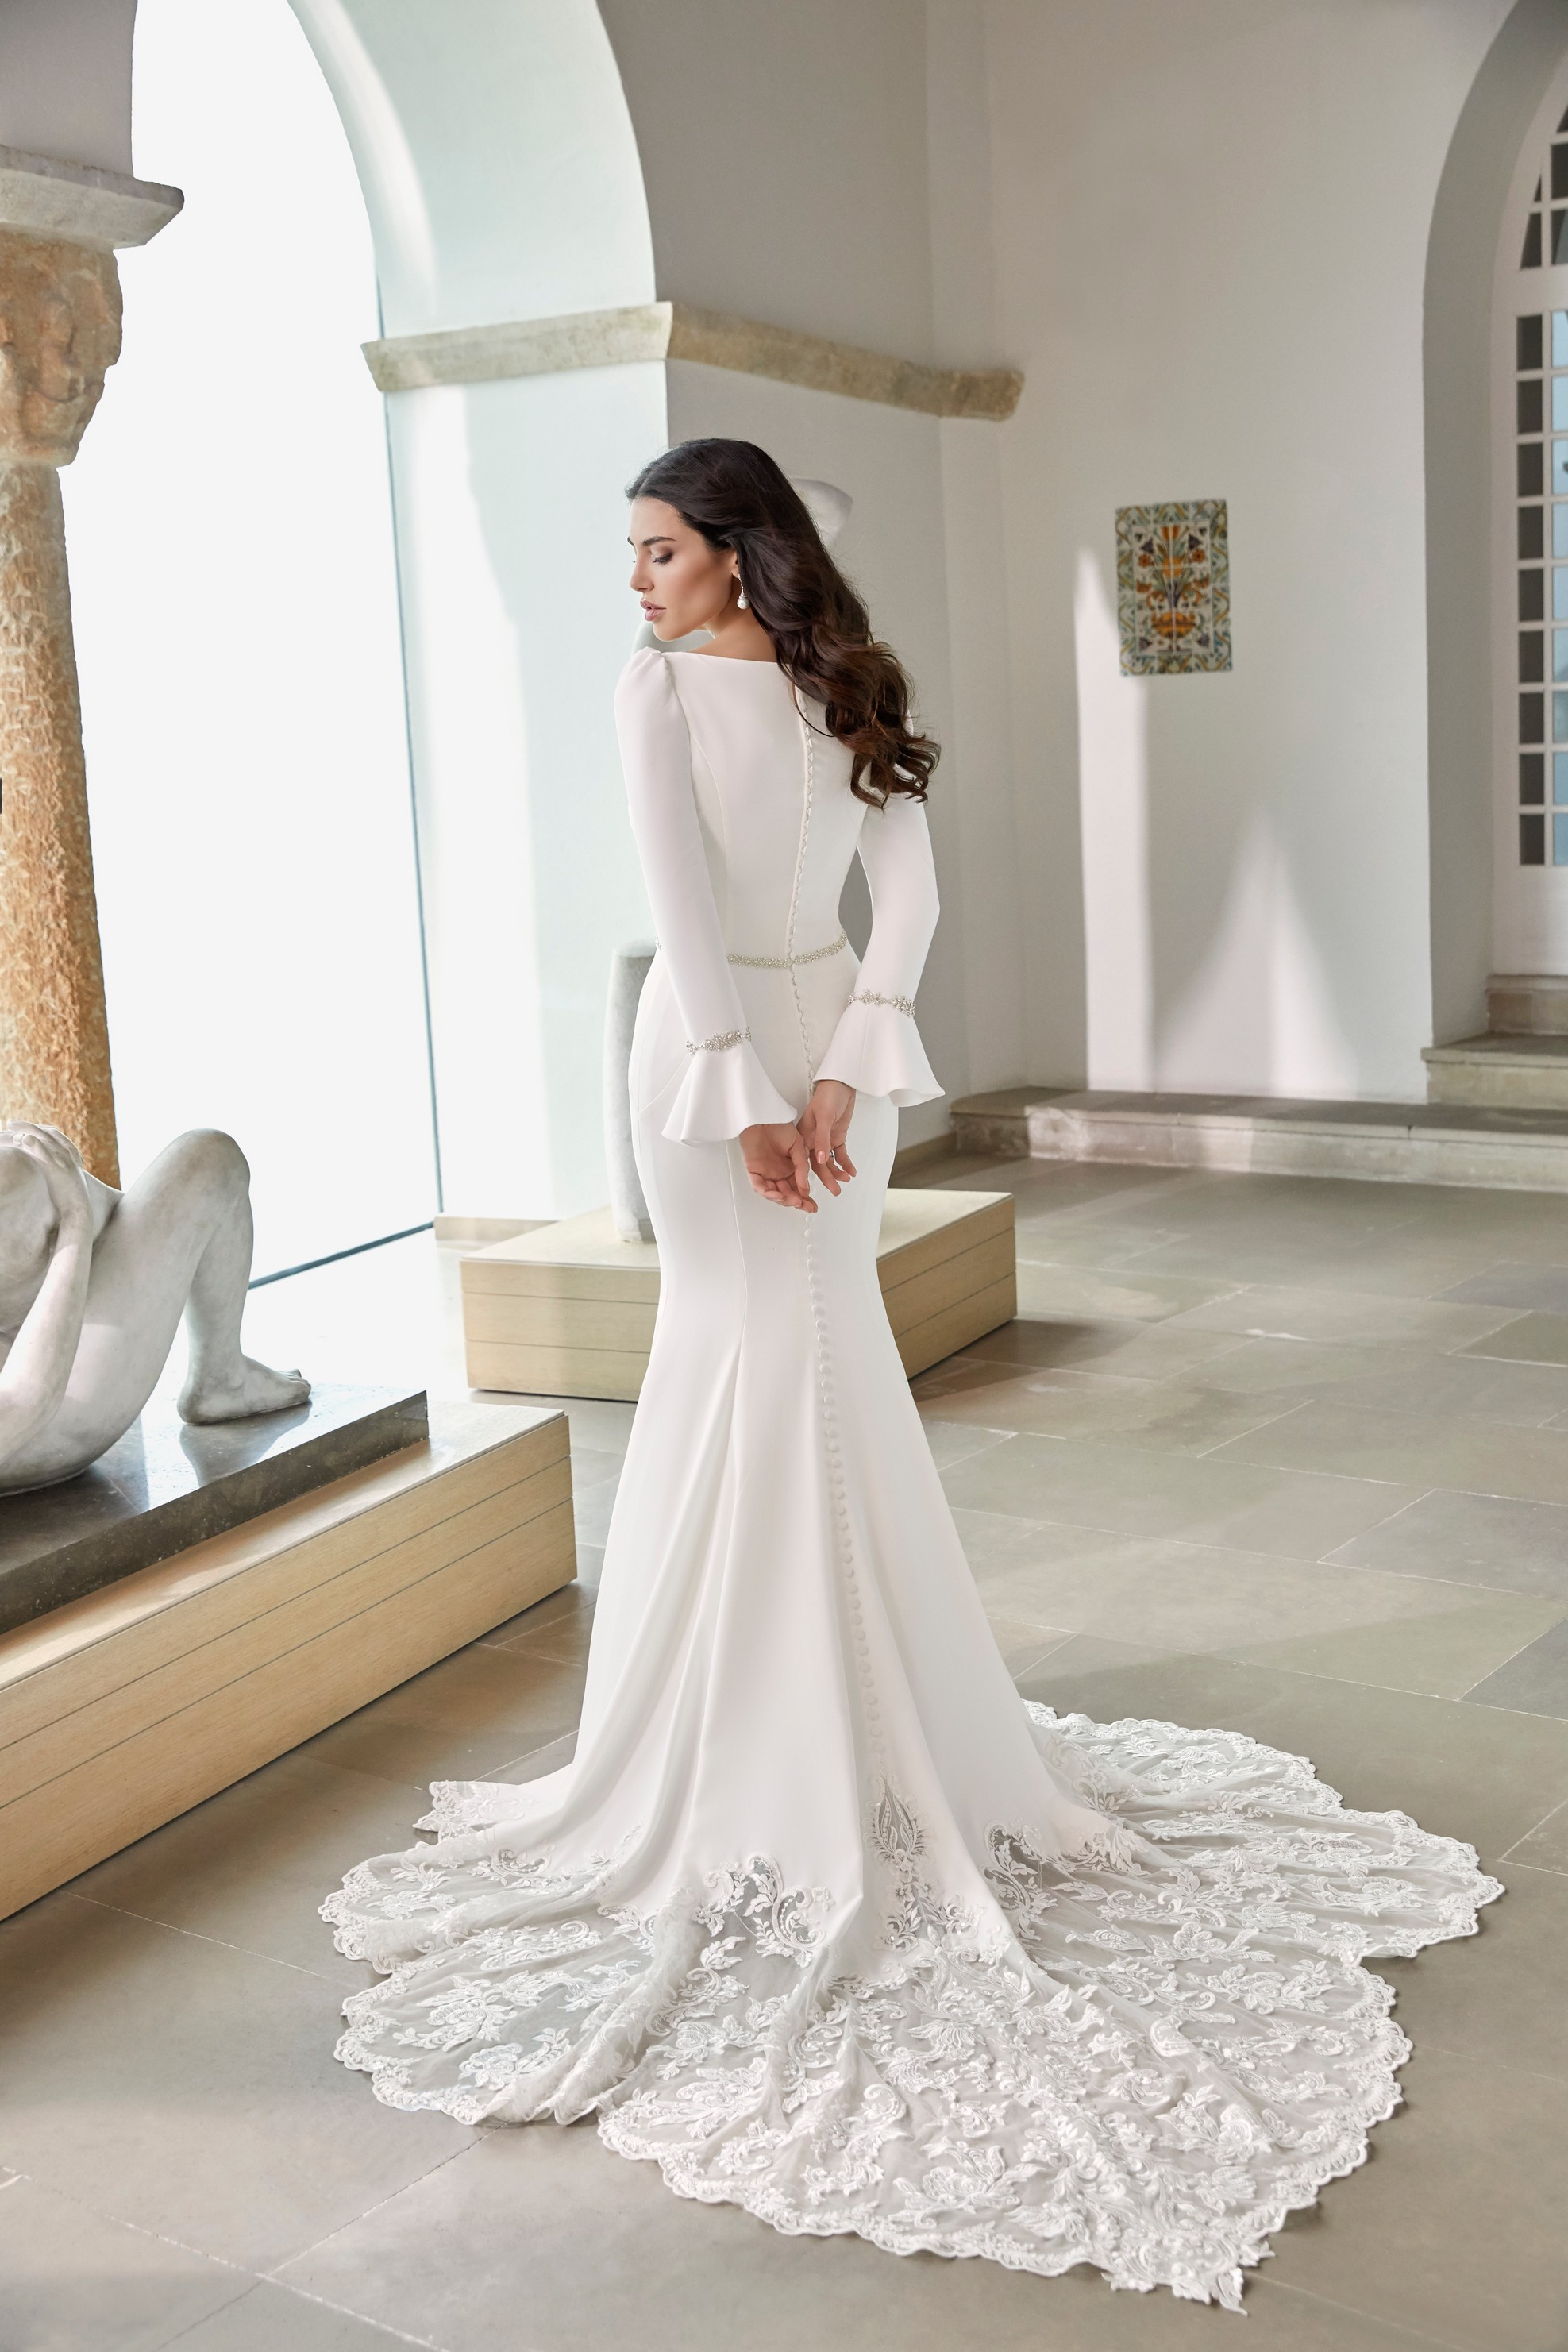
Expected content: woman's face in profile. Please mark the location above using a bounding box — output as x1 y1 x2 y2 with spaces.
627 496 737 640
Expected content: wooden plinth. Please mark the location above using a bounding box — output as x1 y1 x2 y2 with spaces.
0 1401 573 1922
461 1189 1016 1401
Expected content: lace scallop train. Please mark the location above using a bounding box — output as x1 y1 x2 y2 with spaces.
322 1701 1500 2312
326 652 1498 2306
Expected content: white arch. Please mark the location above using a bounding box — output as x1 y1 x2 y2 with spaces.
289 0 655 334
287 0 665 1218
1426 0 1568 1042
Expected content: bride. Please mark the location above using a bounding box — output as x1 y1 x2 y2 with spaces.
324 439 1498 2308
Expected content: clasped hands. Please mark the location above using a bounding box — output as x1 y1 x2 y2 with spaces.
739 1082 856 1213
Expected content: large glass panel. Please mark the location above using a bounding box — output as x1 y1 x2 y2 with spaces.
1523 630 1547 681
1524 213 1543 268
1522 503 1547 557
1522 568 1546 619
1555 504 1568 556
61 0 437 1275
1523 689 1547 740
1554 441 1568 495
1520 441 1544 495
1556 566 1568 617
1553 629 1568 680
1556 812 1568 864
1554 310 1568 364
1521 313 1546 369
1521 378 1546 432
1524 750 1547 802
1523 812 1547 862
1555 377 1568 430
1554 145 1568 199
1555 750 1568 801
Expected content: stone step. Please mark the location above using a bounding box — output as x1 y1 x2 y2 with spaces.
1423 1033 1568 1111
1488 973 1568 1034
948 1086 1568 1191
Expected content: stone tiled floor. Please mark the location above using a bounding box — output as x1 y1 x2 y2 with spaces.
4 1159 1568 2350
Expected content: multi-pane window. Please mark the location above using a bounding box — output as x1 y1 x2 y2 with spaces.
1514 114 1568 866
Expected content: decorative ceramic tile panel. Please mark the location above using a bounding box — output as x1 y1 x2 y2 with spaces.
1115 499 1231 674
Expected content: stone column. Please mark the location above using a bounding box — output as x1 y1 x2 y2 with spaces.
0 148 181 1183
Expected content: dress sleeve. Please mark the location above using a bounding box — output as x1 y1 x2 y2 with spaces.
815 792 943 1106
615 650 800 1144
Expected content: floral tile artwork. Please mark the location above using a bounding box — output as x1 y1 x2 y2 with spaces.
1115 499 1231 673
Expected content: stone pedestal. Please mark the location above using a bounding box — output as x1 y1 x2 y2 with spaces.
0 149 182 1182
460 1190 1018 1400
0 1397 574 1922
0 1383 430 1637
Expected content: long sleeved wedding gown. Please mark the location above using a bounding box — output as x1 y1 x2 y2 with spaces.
325 648 1500 2308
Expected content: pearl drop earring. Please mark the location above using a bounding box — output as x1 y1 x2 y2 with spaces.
736 581 748 610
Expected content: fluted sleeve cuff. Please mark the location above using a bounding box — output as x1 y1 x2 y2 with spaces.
662 1035 800 1143
815 996 942 1107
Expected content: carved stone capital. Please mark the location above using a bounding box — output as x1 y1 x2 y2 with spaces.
0 229 121 466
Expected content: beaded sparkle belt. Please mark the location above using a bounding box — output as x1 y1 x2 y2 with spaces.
726 933 848 970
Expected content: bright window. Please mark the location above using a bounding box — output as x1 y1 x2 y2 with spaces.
62 0 437 1276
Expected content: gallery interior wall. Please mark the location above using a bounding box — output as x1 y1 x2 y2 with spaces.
291 0 665 1221
10 0 1564 1232
982 0 1518 1102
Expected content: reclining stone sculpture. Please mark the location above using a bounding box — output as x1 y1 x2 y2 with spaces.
0 1123 309 1495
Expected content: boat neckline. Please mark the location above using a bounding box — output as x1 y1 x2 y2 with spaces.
661 649 788 671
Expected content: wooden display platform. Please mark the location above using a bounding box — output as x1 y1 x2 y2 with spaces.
461 1189 1016 1400
0 1401 573 1922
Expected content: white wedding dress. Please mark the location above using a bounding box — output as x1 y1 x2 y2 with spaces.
325 648 1500 2308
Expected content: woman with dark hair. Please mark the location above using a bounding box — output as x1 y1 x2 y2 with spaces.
327 441 1497 2306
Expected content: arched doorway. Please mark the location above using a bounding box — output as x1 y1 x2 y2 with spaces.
1493 55 1568 977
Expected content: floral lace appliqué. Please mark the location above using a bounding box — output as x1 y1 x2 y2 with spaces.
322 1702 1501 2312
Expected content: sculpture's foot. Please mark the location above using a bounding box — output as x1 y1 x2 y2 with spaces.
179 1356 312 1424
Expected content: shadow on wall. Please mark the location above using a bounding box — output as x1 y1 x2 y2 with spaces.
1073 549 1360 1101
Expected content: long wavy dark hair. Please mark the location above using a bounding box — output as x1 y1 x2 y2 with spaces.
626 438 938 806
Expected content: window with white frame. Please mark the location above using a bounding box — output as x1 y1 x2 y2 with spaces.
1512 112 1568 869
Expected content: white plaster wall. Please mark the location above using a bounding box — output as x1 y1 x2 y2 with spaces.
291 0 653 338
605 0 1021 1139
597 0 936 361
0 0 137 172
387 361 668 1216
926 0 1028 1097
982 0 1516 1101
291 0 665 1216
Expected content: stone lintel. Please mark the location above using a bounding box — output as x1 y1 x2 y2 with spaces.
363 299 1023 421
0 144 183 252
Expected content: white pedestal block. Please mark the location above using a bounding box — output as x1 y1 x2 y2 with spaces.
460 1190 1017 1401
